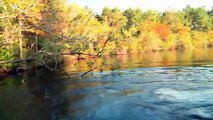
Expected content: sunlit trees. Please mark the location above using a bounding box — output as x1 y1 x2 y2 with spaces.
192 31 208 48
100 7 127 29
143 10 161 22
207 31 213 46
96 7 128 54
0 1 16 62
176 26 193 49
0 1 212 70
0 0 43 66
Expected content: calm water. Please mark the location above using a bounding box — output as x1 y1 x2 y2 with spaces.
0 48 213 120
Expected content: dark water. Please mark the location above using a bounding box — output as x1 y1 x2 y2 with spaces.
0 48 213 120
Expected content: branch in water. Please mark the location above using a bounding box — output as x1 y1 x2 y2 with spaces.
81 66 98 77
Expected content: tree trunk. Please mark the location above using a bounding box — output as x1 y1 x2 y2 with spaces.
19 17 23 59
35 36 38 51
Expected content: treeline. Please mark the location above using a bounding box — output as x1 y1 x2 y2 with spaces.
97 6 213 53
0 0 212 68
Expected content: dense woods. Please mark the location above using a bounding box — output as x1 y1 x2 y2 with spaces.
0 0 212 70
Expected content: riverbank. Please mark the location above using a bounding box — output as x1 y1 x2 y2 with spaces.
1 47 213 78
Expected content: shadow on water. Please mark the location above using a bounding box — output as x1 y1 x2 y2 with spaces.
0 68 71 120
26 69 71 120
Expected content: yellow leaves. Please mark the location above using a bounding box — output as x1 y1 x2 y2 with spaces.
139 21 154 31
84 19 110 38
193 31 207 40
5 0 35 9
104 41 116 54
173 25 192 49
64 43 71 49
29 3 45 18
128 39 139 53
180 32 193 49
177 25 191 35
207 31 213 42
25 28 46 35
140 31 163 51
164 34 177 50
192 31 208 48
4 0 18 4
124 27 138 38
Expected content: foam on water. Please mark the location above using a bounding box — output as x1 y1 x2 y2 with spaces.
154 88 213 102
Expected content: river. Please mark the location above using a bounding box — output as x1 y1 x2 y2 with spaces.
0 48 213 120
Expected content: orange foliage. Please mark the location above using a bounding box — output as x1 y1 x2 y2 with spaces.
153 23 170 41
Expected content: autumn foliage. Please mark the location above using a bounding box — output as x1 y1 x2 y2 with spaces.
0 0 212 67
153 23 170 41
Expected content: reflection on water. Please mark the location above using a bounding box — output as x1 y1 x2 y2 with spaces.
64 48 213 73
0 48 213 120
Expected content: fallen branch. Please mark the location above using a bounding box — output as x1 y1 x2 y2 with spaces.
81 66 98 77
0 59 33 64
66 52 97 57
97 34 114 56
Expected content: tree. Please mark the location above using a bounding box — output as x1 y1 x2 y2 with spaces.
183 6 211 31
100 7 127 30
208 8 213 30
161 11 185 32
143 10 161 22
193 7 211 31
124 8 143 29
182 5 196 29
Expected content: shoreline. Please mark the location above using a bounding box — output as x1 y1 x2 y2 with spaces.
1 46 213 78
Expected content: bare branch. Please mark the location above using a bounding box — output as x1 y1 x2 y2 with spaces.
81 66 98 77
0 59 33 64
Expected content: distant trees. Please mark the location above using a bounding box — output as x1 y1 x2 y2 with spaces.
124 8 143 29
183 6 212 31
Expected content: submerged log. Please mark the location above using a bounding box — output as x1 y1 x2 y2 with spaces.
0 67 27 79
0 59 32 78
15 67 27 73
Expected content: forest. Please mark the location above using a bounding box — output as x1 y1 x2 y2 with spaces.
0 0 213 71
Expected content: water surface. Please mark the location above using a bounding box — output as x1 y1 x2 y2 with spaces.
0 48 213 120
